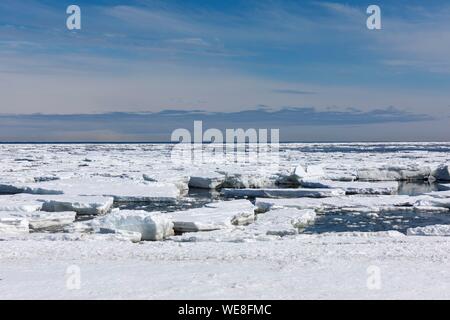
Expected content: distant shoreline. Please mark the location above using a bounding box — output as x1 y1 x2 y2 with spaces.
0 141 449 144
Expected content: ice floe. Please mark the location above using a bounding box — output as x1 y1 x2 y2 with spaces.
0 210 76 232
299 180 398 195
0 217 29 234
255 195 417 212
0 195 43 212
90 210 174 241
170 200 255 233
433 164 450 181
28 212 76 231
253 208 316 236
36 178 181 202
294 164 325 180
407 224 450 236
188 171 225 189
38 195 114 216
222 188 345 198
357 165 432 181
437 184 450 191
0 181 63 195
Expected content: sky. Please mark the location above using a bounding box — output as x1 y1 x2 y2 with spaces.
0 0 449 141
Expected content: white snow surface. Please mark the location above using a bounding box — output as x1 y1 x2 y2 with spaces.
2 233 450 299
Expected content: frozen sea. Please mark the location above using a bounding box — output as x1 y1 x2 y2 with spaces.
1 142 450 299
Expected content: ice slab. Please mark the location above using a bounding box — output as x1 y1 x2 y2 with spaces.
143 173 189 193
357 165 431 181
0 181 63 195
294 164 325 180
0 195 43 212
433 164 450 181
222 188 345 198
39 195 114 216
437 184 450 191
255 195 418 212
188 171 226 189
253 208 316 236
172 208 316 242
414 196 450 209
170 200 255 233
98 228 142 243
0 217 29 234
0 210 76 232
407 224 450 236
300 180 398 195
220 172 277 189
12 178 181 202
91 210 174 241
28 212 76 231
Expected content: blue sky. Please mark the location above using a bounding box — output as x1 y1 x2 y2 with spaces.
0 0 449 141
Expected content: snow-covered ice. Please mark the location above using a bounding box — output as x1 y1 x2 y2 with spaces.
299 180 398 195
222 187 345 198
0 195 43 212
407 224 450 236
438 183 450 191
433 164 450 181
32 178 181 202
357 165 432 181
188 171 226 189
170 200 255 233
1 143 450 299
39 195 114 216
0 217 29 234
90 210 174 241
28 212 76 231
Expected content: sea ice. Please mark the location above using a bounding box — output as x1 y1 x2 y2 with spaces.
299 180 398 195
255 195 418 212
143 173 190 193
407 224 450 236
293 164 325 180
0 181 62 195
0 195 43 212
91 210 174 241
172 208 315 242
0 217 29 234
188 171 226 189
437 184 450 191
98 228 142 243
253 208 316 236
219 170 277 189
357 165 432 181
170 200 255 233
11 178 181 203
221 188 345 198
39 195 114 215
28 212 76 231
433 164 450 181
